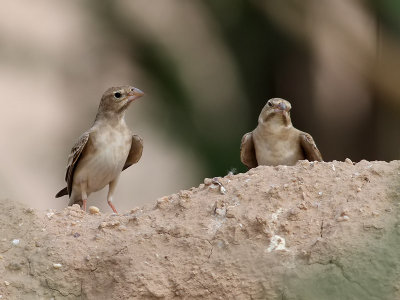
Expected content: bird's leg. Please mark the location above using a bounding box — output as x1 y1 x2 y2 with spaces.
80 182 88 212
107 179 119 214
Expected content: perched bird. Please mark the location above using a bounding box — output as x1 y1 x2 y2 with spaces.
240 98 322 168
55 86 144 213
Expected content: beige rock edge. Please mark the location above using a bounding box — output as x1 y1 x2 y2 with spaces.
0 160 400 299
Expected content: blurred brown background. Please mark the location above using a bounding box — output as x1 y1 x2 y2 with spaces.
1 0 399 212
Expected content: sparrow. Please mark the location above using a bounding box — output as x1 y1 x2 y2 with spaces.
55 86 144 213
240 98 322 168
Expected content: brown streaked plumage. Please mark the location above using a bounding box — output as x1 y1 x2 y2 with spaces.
55 86 144 213
240 98 322 168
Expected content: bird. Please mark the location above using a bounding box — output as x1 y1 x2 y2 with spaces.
240 98 322 168
55 85 144 213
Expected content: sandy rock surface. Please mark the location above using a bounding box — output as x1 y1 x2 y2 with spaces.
0 160 400 299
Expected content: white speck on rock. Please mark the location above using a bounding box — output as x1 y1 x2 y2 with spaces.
12 239 19 246
215 207 226 217
4 281 10 286
267 235 287 252
46 211 54 219
337 215 350 222
220 186 226 194
53 263 62 269
331 164 336 171
208 219 224 235
271 208 283 221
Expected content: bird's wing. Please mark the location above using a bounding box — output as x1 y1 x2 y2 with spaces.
240 132 258 169
65 132 90 196
299 132 323 162
123 135 143 171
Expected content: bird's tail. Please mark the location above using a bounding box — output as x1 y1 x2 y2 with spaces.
55 187 68 198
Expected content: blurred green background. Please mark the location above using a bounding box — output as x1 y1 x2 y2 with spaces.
1 0 400 210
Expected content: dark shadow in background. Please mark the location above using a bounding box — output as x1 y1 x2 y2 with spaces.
88 0 400 179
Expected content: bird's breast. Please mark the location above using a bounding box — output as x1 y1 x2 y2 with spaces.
74 126 131 193
253 127 303 166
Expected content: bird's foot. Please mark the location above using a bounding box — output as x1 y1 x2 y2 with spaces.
108 201 118 214
82 199 87 212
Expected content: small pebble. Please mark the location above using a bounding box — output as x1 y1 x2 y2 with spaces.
99 220 120 229
156 197 170 209
219 186 226 195
337 216 349 222
118 225 127 231
204 178 212 185
24 208 34 214
345 158 353 164
89 206 100 215
178 190 190 198
130 207 139 214
12 239 20 246
4 281 10 286
53 263 62 269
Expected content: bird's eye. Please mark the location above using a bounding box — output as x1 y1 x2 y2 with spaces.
267 101 272 107
114 92 122 99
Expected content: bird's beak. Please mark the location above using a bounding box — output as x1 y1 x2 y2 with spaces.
278 102 287 111
273 102 288 113
127 87 145 102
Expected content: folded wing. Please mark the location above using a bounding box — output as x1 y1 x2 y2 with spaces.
240 132 258 169
123 135 143 171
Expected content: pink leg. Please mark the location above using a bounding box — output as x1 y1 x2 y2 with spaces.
80 182 88 212
107 179 119 214
108 201 118 214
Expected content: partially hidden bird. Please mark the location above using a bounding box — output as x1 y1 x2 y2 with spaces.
55 86 144 213
240 98 322 168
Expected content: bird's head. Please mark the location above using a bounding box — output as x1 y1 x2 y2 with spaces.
258 98 292 127
97 85 144 118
